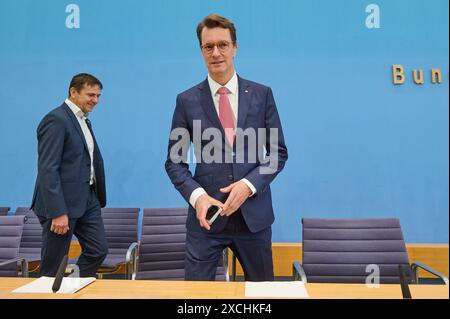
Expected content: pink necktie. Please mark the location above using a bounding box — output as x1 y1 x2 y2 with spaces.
217 87 235 146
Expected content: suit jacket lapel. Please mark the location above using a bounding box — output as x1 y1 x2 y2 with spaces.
62 103 90 153
237 76 251 130
199 79 227 139
88 125 102 165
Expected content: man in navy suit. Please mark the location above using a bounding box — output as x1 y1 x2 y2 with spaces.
31 73 108 277
165 14 288 281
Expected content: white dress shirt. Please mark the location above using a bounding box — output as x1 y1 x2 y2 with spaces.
65 98 95 185
189 72 257 208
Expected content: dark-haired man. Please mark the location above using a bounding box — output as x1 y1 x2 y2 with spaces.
31 73 108 277
165 14 288 281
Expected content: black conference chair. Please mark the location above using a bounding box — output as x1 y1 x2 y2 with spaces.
293 218 449 284
0 207 10 216
134 208 229 281
0 215 28 277
15 207 43 273
96 208 140 279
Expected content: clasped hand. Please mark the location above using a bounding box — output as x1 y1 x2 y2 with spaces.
195 181 252 230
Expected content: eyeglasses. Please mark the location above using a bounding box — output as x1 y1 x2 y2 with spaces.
201 41 233 54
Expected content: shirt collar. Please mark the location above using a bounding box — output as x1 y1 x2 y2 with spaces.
65 98 88 119
208 71 238 96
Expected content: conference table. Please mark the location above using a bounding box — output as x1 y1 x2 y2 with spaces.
0 278 448 299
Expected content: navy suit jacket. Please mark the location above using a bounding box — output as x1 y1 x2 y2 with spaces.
165 76 288 233
31 103 106 219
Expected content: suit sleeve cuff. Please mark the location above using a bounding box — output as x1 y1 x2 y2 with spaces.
189 187 207 208
241 178 257 197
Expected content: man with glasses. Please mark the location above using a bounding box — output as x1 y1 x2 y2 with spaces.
165 14 288 281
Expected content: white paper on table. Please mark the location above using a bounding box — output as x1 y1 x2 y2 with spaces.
245 281 309 298
12 276 96 294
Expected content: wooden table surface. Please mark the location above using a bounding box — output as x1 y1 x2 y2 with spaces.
0 278 448 299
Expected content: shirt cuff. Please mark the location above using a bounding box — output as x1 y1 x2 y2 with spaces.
189 187 207 208
241 178 257 197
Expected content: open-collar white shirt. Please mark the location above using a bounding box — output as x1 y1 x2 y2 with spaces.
65 98 95 185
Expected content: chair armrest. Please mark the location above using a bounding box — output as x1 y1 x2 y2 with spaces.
292 261 307 282
125 242 139 280
0 257 29 277
411 261 449 285
231 253 237 282
222 248 230 282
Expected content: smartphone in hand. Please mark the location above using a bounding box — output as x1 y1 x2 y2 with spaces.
206 205 222 225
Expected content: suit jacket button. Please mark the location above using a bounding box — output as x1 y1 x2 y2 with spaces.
228 175 233 181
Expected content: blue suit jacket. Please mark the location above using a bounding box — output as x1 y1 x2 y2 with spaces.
31 103 106 219
165 76 288 233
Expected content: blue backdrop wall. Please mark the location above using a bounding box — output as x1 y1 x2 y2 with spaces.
0 0 448 243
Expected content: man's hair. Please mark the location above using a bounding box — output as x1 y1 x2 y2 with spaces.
68 73 103 97
196 14 237 46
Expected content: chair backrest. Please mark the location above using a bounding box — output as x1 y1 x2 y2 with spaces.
101 208 139 257
0 207 10 216
137 208 227 280
302 218 412 284
15 208 43 262
0 215 25 277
